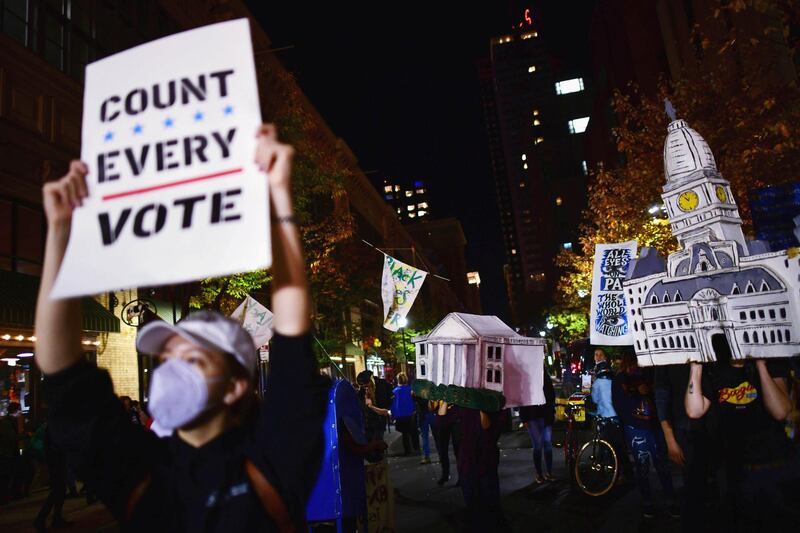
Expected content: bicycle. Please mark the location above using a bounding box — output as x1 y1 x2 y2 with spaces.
573 415 619 497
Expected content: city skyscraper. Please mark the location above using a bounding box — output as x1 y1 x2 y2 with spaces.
480 6 593 331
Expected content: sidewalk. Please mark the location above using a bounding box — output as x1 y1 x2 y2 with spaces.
0 490 118 533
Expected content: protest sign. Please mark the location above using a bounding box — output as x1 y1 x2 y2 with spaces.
231 294 273 348
52 19 268 298
589 241 637 345
365 460 396 532
381 255 427 331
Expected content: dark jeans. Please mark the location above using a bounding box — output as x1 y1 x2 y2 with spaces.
723 457 800 531
624 426 675 506
36 455 67 523
675 423 715 533
526 418 553 477
396 415 419 455
434 412 459 479
418 411 435 457
461 470 506 533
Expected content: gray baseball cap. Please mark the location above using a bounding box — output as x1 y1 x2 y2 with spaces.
136 310 257 378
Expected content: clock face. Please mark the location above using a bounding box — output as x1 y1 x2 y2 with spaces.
678 190 699 212
716 186 728 203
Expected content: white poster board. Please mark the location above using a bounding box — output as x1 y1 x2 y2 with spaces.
590 241 637 346
231 294 273 348
52 19 269 298
381 254 427 331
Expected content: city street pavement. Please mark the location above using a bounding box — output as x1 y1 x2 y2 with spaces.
0 491 118 533
387 425 684 533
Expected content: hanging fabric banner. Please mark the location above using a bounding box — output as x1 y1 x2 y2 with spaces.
381 254 427 331
231 294 274 348
590 241 637 345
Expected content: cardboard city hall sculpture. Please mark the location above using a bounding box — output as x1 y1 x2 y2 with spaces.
623 104 800 366
412 313 546 409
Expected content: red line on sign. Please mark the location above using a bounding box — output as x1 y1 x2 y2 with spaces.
101 168 243 201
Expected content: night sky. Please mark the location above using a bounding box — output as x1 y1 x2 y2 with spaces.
245 2 595 321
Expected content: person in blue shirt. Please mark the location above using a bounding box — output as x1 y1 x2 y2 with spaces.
591 349 631 483
391 374 419 455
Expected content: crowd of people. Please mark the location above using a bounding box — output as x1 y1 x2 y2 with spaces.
590 346 800 530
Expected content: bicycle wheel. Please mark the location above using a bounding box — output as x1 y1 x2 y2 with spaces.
574 438 618 497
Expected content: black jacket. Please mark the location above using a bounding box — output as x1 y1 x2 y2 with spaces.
44 333 329 532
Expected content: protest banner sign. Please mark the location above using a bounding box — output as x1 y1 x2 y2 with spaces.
381 255 427 331
365 460 396 532
589 241 637 345
52 19 268 298
231 294 273 348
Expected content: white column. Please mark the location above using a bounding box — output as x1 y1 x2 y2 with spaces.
449 344 456 383
436 344 444 384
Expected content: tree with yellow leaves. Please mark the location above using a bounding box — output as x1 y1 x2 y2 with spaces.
551 0 800 344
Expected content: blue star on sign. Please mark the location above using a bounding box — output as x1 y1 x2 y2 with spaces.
133 124 143 134
194 111 204 121
223 105 233 115
104 131 113 142
164 117 174 128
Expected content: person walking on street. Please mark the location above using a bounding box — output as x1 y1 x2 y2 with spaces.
33 424 73 532
432 400 460 486
415 395 435 464
612 352 677 519
34 125 330 532
685 337 800 530
519 366 555 484
391 373 419 456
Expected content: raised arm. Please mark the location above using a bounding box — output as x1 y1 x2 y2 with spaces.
35 161 89 374
685 362 710 419
755 359 792 421
255 125 309 336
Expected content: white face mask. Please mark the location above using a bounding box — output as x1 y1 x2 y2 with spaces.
147 358 223 431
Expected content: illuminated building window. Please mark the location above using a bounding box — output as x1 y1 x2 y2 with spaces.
533 109 539 116
563 242 573 250
511 249 517 255
408 213 416 218
383 185 392 193
416 189 425 194
523 163 528 169
385 194 393 200
534 137 544 145
519 182 526 188
521 154 527 161
467 272 481 285
521 31 538 39
555 197 563 206
581 160 588 175
528 66 536 73
568 117 590 134
405 190 413 198
533 119 541 126
407 205 414 211
417 210 427 217
394 185 400 192
555 78 585 95
418 202 428 209
414 180 424 188
396 208 402 214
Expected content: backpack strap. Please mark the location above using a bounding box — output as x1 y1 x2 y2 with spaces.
244 458 298 533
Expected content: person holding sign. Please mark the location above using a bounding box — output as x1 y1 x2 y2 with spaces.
34 125 329 532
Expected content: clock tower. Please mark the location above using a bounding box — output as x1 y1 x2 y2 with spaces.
661 118 746 250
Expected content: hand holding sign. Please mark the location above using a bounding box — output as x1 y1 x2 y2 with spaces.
51 19 269 299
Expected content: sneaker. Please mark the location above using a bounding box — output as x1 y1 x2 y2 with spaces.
544 473 556 482
534 476 546 485
420 456 431 465
642 505 656 519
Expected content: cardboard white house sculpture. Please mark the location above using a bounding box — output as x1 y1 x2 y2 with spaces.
625 116 800 366
412 313 546 407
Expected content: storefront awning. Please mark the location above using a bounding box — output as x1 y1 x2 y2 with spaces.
0 270 120 333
